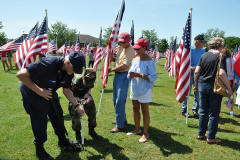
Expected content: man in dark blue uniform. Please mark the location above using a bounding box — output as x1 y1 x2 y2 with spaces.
16 51 85 160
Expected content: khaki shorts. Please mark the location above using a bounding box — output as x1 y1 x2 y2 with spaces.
1 57 7 61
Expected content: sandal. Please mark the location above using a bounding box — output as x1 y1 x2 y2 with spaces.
207 138 221 144
126 129 141 136
197 135 207 140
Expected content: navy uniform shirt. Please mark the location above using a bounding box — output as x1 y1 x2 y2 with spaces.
20 56 74 115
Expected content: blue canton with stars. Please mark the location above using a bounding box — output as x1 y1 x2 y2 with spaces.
183 11 191 50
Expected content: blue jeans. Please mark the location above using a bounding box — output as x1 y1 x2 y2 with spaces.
182 73 199 113
198 82 222 139
113 72 129 128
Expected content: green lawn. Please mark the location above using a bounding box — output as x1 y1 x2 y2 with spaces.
0 56 240 160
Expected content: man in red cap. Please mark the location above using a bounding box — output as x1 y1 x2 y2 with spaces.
108 32 135 133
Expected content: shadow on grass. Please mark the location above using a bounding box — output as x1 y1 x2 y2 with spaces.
219 115 240 126
149 126 193 157
125 124 192 157
55 151 81 160
153 85 163 88
84 135 129 160
220 139 240 151
188 124 240 134
149 102 164 106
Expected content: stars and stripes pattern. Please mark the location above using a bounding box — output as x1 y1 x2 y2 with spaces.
21 15 48 69
232 45 239 60
169 47 181 78
69 41 76 54
57 44 65 54
0 35 25 52
87 43 92 52
93 27 104 69
175 9 192 103
164 48 171 71
74 33 81 52
153 44 159 61
81 40 88 56
168 38 177 76
14 22 39 70
62 39 70 58
0 40 15 52
49 38 57 53
146 40 153 56
101 0 125 89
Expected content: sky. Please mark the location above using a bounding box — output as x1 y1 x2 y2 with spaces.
1 0 240 44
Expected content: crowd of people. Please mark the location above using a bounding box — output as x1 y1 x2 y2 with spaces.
10 32 239 159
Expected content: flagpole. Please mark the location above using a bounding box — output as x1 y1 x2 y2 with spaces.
56 37 58 56
186 8 193 125
45 9 49 55
97 89 104 115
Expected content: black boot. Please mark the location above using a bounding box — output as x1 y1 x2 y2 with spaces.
88 128 98 138
58 137 81 152
76 131 82 144
35 144 54 160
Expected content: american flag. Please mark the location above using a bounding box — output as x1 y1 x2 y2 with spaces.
153 44 159 61
164 48 170 71
74 33 80 52
87 43 92 52
146 40 153 56
93 27 104 69
57 44 65 54
62 39 69 58
0 35 25 52
49 38 57 53
130 20 134 46
167 38 177 75
175 9 192 103
234 48 240 77
82 40 88 56
69 41 76 54
14 22 39 70
0 40 15 52
232 45 239 60
21 15 48 69
101 0 125 89
169 47 180 78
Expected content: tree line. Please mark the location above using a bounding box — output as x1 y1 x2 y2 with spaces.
1 21 240 53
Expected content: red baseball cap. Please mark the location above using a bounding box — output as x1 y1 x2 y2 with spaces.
119 32 130 42
132 39 148 49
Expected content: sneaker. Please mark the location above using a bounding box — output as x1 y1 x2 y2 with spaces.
182 112 192 117
228 112 234 117
193 111 199 118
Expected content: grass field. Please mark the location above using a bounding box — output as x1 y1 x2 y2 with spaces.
0 56 240 160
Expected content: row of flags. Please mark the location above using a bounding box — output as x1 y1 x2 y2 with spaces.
2 3 230 106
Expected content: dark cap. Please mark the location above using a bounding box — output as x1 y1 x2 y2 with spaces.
194 34 207 42
119 32 131 42
69 51 85 74
132 39 148 49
